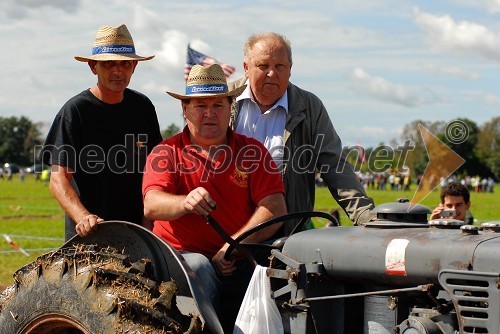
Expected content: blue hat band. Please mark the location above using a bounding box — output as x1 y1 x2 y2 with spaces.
186 84 228 95
92 45 135 55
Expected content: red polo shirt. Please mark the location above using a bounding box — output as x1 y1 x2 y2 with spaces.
142 127 284 258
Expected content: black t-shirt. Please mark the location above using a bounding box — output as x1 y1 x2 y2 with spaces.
41 89 163 239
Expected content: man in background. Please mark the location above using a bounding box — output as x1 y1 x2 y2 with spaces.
41 24 162 240
230 32 374 233
430 181 473 223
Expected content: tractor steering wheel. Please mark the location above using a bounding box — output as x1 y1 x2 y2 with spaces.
222 211 339 263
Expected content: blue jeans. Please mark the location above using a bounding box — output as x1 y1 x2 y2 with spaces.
181 252 258 332
180 251 221 315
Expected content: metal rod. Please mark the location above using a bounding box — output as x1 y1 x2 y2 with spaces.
203 214 257 267
300 285 431 302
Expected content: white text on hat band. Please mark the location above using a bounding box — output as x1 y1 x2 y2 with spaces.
186 84 228 95
92 45 135 55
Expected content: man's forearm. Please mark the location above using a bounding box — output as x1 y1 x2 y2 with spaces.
230 193 287 244
49 170 89 223
143 190 186 221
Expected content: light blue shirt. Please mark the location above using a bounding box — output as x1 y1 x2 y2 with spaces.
235 83 288 170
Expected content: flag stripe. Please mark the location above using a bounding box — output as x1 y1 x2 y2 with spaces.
185 44 235 80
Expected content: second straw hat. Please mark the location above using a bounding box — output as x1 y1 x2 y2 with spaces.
167 64 245 100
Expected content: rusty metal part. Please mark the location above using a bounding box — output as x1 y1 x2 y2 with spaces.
21 314 90 334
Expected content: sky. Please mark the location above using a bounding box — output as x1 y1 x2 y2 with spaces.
1 0 499 148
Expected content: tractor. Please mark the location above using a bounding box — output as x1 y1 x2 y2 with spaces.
0 200 499 333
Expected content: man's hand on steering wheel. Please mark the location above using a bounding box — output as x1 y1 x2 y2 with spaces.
212 245 236 276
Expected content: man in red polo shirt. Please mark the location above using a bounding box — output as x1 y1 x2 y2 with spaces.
142 64 286 331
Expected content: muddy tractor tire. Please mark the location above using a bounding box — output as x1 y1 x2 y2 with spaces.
0 244 201 333
0 221 224 333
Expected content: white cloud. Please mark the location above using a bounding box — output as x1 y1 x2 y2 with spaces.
20 0 80 12
0 0 81 19
154 30 190 69
422 63 480 80
484 93 500 106
480 0 500 13
1 0 499 150
414 7 500 62
451 0 500 12
348 68 444 107
341 125 403 148
346 125 396 138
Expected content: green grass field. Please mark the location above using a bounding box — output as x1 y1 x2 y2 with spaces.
0 175 498 290
0 175 65 290
314 185 500 226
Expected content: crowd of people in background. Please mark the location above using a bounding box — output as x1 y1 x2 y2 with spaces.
0 166 50 183
0 167 12 181
316 171 495 194
451 175 496 193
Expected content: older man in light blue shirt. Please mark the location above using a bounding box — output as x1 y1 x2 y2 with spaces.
235 87 288 171
230 32 375 231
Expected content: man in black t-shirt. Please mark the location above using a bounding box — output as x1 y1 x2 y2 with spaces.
40 24 162 240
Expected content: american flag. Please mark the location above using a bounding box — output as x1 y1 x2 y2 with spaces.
185 44 236 80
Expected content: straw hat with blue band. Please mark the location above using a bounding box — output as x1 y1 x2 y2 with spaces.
167 64 246 100
75 24 154 62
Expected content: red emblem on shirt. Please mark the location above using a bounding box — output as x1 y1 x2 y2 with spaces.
231 168 248 188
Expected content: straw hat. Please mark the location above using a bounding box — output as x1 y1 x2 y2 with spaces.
75 24 154 62
167 64 246 100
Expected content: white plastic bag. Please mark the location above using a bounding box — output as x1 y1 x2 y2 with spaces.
233 265 284 334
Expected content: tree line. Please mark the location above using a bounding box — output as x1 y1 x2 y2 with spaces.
0 116 181 168
0 115 498 180
351 117 500 180
0 116 43 166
